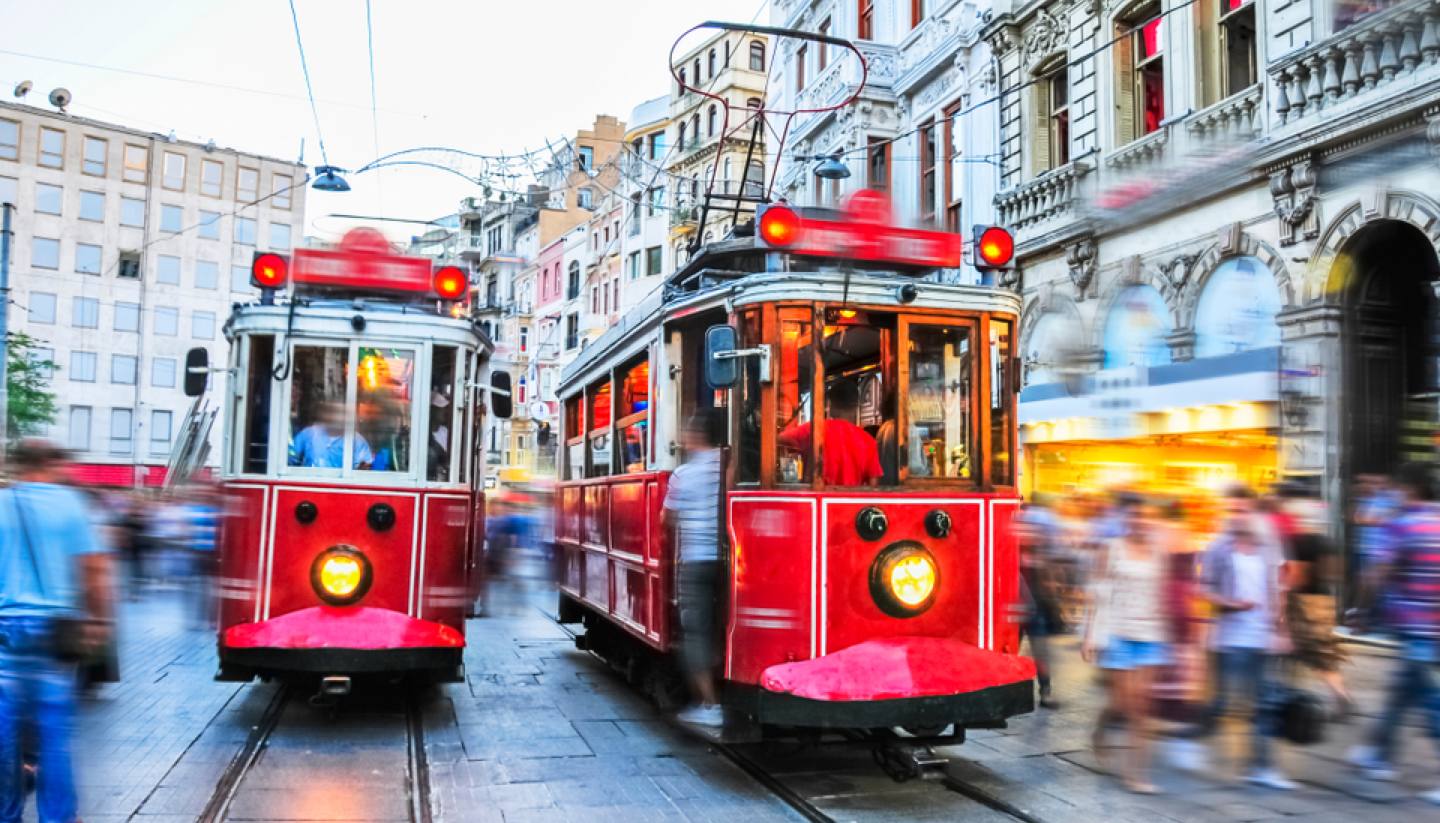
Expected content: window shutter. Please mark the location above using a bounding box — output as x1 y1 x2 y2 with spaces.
1032 81 1052 174
1114 28 1137 144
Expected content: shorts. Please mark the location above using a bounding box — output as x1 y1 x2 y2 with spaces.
1100 637 1170 671
678 561 719 676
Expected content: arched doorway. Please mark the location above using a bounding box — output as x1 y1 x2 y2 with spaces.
1341 219 1440 477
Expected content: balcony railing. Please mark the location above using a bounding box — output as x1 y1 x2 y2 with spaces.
1105 127 1169 174
995 161 1092 231
1187 85 1264 143
1271 0 1440 127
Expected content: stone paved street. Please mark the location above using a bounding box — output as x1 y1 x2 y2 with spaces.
35 587 1440 821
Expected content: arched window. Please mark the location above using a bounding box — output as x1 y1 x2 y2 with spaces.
750 41 765 71
1022 311 1081 385
746 97 763 108
689 114 700 143
709 49 717 77
1103 285 1172 368
678 67 686 91
744 160 765 196
1194 256 1282 357
694 58 702 83
567 261 580 300
707 105 718 137
677 122 686 150
724 41 732 67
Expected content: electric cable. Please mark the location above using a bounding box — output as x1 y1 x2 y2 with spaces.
287 0 331 168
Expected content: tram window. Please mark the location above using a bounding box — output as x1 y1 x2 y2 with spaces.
460 351 474 484
587 380 613 478
356 347 416 473
989 319 1014 486
242 335 274 474
287 346 356 470
737 310 762 484
429 346 457 482
564 394 585 480
817 310 890 487
906 325 973 480
617 357 650 473
774 310 815 484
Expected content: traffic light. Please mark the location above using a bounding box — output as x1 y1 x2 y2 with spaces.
971 226 1015 281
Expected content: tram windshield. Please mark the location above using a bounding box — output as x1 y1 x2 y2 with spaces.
287 346 416 472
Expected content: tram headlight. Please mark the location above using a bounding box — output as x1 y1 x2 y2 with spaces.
869 543 939 618
311 546 372 606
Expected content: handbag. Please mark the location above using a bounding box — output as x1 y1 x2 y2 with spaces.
1275 686 1327 745
11 488 91 663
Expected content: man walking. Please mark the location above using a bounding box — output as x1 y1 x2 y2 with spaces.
0 439 115 823
664 410 724 728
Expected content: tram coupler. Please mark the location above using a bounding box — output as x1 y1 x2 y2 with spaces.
873 743 948 783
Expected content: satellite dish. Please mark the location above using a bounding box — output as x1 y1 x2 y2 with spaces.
47 88 71 111
13 81 31 99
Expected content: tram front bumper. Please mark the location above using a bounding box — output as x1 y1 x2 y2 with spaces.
739 636 1036 730
219 606 463 677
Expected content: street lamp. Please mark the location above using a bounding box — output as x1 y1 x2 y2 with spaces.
812 152 851 180
312 165 351 192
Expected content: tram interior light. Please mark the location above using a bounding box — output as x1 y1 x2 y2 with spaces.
757 205 800 248
252 252 288 290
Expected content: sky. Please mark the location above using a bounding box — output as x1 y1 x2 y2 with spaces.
0 0 765 241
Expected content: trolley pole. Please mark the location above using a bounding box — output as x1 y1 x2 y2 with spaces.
0 201 13 467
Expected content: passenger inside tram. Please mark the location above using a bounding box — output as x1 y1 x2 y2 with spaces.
288 400 375 469
778 380 883 487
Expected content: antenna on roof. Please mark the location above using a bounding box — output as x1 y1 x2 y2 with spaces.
47 88 71 112
13 81 31 99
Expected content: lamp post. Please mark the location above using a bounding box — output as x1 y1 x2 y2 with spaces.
0 201 13 466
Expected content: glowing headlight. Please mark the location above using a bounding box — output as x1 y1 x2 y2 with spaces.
311 546 372 605
869 543 939 617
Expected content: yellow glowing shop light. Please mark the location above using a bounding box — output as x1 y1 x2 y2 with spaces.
869 543 940 617
311 546 372 605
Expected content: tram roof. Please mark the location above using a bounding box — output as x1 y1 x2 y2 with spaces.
559 261 1020 394
226 298 493 351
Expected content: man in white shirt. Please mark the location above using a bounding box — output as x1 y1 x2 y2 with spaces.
663 410 723 728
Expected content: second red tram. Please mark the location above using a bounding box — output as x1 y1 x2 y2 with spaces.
193 229 506 683
555 200 1035 740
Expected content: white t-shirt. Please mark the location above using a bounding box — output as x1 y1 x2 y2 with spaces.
1224 551 1271 650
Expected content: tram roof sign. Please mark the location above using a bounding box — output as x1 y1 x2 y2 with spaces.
291 228 437 295
755 190 963 269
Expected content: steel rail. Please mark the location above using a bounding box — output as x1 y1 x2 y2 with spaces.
196 683 291 823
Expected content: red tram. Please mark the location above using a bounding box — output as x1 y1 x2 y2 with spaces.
184 229 509 685
555 195 1035 742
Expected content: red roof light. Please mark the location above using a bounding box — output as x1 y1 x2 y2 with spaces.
252 252 288 289
758 205 801 247
977 227 1014 268
433 266 468 300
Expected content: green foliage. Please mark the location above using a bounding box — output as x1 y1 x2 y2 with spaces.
6 331 58 443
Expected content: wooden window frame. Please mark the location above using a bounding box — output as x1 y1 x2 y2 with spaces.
942 101 964 234
162 150 187 191
200 158 224 198
81 136 107 177
818 19 831 71
796 43 807 93
237 166 259 202
749 40 766 71
123 144 148 184
0 118 19 162
858 0 875 40
1218 0 1258 97
911 0 926 29
918 120 937 226
867 136 890 194
38 127 65 169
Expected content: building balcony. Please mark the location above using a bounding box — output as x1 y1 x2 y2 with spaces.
669 204 699 235
1185 85 1264 145
1104 127 1169 175
473 296 510 315
994 160 1092 238
1270 0 1440 130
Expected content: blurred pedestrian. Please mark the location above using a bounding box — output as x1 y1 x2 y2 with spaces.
664 410 724 728
1350 473 1401 633
1017 496 1064 708
1203 486 1295 790
0 439 116 823
1083 494 1170 794
1346 462 1440 805
117 495 150 600
1284 492 1352 717
184 486 221 630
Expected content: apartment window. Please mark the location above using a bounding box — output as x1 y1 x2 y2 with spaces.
28 292 56 324
114 301 140 332
32 238 59 270
272 173 293 208
231 264 252 292
693 58 702 83
679 67 687 91
943 102 965 233
678 121 687 151
70 351 97 382
154 306 179 336
565 313 579 350
858 0 875 39
235 217 257 245
110 409 133 455
0 119 17 161
79 190 104 222
0 176 15 206
1118 4 1165 143
151 357 177 388
83 136 107 176
192 310 216 340
1220 0 1258 96
120 197 145 227
648 132 665 160
591 285 600 314
867 137 890 193
35 183 62 215
646 246 663 277
161 204 183 233
911 0 926 28
1034 63 1071 173
194 259 219 290
162 151 186 190
519 326 529 353
75 243 102 275
725 40 732 68
149 410 173 455
29 348 54 380
578 188 594 210
689 115 700 145
269 222 292 250
201 159 223 197
627 251 641 280
918 120 937 225
577 146 594 171
111 355 137 386
819 19 831 70
750 40 766 71
796 44 808 93
237 167 259 202
198 210 221 240
73 297 99 328
708 104 718 137
69 407 92 452
39 128 64 169
648 187 663 215
123 144 148 183
118 252 141 280
157 255 181 285
709 48 717 77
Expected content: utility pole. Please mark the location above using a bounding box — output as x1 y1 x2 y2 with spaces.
0 201 13 467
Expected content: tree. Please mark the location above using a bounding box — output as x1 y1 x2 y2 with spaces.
7 331 58 444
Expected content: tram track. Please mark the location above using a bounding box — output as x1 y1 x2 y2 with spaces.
197 683 291 823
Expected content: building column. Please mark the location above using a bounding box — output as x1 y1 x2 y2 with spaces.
1165 329 1196 363
1275 302 1343 487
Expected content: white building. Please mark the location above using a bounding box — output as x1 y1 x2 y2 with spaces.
0 100 306 484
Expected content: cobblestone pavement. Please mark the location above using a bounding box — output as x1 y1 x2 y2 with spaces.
34 587 1440 822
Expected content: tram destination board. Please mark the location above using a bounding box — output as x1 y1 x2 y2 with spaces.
756 191 963 270
291 227 436 295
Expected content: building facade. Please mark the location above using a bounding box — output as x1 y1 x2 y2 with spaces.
0 100 306 483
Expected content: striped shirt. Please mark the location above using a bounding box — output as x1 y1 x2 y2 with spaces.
663 448 722 564
1387 502 1440 641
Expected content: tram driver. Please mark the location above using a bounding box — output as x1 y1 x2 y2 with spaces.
288 400 375 469
778 380 882 486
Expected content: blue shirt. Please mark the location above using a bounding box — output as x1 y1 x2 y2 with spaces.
288 425 374 469
188 503 220 553
0 483 105 617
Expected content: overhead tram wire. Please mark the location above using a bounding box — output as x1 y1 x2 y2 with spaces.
364 0 383 203
287 0 331 168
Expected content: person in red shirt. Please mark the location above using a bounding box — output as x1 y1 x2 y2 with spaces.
779 381 882 486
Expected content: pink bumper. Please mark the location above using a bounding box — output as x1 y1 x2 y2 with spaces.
760 636 1036 702
223 606 464 650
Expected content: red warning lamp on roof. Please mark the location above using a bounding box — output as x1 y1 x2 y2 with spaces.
758 205 801 248
433 266 468 301
973 226 1015 270
252 252 289 290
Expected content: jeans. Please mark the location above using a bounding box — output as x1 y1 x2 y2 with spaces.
0 616 79 823
678 561 718 679
1371 639 1440 765
1211 647 1274 769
